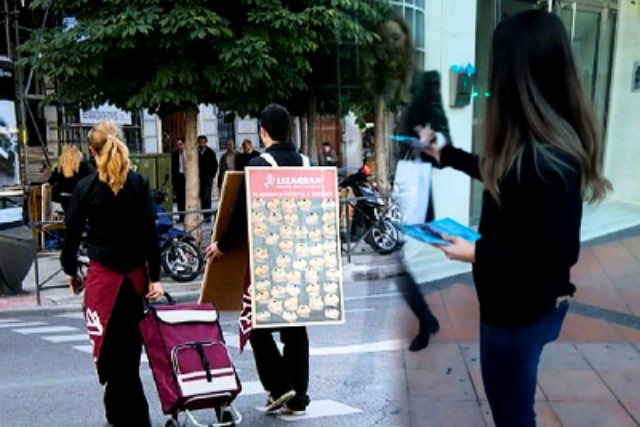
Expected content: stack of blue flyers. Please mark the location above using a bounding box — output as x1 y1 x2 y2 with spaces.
396 217 481 246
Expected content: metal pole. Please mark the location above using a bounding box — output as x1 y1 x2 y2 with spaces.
12 1 28 186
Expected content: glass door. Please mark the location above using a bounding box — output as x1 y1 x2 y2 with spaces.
470 0 616 225
555 1 617 140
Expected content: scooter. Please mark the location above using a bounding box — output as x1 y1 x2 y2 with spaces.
338 163 402 254
154 191 203 282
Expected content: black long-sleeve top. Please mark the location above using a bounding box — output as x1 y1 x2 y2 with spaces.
440 143 581 327
217 142 304 253
61 171 161 282
48 160 95 196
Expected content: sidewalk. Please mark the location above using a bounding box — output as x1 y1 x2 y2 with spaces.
4 227 640 426
399 226 640 427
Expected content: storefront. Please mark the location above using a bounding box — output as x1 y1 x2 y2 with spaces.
405 0 640 282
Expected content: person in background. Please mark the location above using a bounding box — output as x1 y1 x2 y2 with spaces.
319 141 337 166
170 138 186 223
217 138 236 193
61 119 163 427
206 104 311 416
386 12 444 352
48 144 95 213
235 138 260 170
198 135 218 223
419 11 611 426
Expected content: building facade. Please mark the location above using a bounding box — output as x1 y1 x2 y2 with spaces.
397 0 640 282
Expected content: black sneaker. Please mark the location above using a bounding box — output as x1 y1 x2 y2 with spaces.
263 390 296 413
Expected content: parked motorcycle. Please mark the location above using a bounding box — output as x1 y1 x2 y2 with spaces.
339 164 402 254
154 192 203 282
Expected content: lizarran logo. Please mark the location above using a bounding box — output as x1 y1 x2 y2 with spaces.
264 173 276 188
263 174 322 188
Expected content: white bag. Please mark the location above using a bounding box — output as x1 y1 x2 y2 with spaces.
392 159 432 225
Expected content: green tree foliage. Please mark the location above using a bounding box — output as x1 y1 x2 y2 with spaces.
21 0 391 118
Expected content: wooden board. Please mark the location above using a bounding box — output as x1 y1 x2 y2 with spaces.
199 172 248 310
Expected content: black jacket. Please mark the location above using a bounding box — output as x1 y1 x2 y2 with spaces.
171 150 185 188
61 171 161 282
48 160 95 208
398 69 451 221
235 150 260 171
217 142 304 253
440 144 580 327
199 146 218 182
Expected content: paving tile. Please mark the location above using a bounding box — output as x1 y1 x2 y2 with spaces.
571 248 615 291
550 401 638 427
539 343 591 369
479 401 563 427
615 289 640 317
407 368 477 401
537 369 615 401
597 369 640 400
460 343 481 367
621 235 640 262
620 400 640 425
575 343 640 369
404 343 467 371
571 288 633 314
561 313 625 342
469 367 545 401
613 324 640 341
409 401 486 427
591 241 640 291
449 319 480 341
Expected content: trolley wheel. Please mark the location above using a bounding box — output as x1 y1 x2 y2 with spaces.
165 419 180 427
215 406 236 426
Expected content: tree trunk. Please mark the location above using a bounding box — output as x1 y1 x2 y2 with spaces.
374 94 390 195
184 106 201 246
307 96 318 164
300 116 308 155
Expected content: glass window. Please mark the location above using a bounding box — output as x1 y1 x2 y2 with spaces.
416 0 425 9
415 10 425 49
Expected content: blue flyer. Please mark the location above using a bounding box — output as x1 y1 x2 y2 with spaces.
397 217 481 245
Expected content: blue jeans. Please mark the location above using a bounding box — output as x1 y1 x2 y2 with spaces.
480 301 569 427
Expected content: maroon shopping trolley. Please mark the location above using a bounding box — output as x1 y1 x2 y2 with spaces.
140 293 242 427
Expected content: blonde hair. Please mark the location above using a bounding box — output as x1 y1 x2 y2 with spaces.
88 120 129 195
57 144 82 178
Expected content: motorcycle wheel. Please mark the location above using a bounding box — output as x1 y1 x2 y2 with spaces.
368 219 400 255
161 239 203 282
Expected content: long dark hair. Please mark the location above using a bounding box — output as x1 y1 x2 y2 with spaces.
482 10 611 203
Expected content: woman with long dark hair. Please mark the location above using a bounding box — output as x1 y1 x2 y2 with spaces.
420 10 611 426
61 119 163 426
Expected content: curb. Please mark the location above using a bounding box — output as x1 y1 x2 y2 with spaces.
0 290 203 318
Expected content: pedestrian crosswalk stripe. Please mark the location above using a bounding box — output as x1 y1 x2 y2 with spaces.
0 318 19 323
42 334 89 343
0 321 47 329
224 333 403 356
55 312 84 320
275 400 361 421
239 381 265 396
309 340 404 356
73 344 93 354
14 326 78 335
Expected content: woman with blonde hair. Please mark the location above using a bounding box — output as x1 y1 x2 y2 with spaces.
61 119 163 426
48 143 94 212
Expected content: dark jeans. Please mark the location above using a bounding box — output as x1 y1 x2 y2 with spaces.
97 279 150 427
249 326 310 409
200 178 213 221
395 272 438 332
174 174 186 222
480 301 569 427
